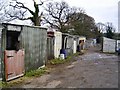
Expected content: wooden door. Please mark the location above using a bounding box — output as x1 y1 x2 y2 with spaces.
4 50 25 81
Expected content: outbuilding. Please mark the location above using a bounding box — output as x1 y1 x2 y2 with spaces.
47 31 62 59
0 23 47 81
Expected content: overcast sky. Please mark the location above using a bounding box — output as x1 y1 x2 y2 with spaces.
51 0 118 32
13 0 119 32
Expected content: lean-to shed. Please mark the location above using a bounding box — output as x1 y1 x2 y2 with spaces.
0 23 47 81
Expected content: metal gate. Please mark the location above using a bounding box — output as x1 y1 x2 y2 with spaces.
4 50 25 81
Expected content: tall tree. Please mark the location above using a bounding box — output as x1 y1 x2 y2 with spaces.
67 12 99 38
44 1 84 32
105 22 115 39
5 0 45 26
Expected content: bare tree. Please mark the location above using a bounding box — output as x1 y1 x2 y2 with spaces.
44 1 84 32
0 0 8 22
44 1 71 32
5 0 46 26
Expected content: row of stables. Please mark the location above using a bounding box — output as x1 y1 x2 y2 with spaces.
0 23 86 81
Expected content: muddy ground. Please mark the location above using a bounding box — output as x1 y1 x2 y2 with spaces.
12 45 118 88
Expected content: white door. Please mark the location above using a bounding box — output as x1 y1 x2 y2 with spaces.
73 41 77 53
54 32 62 58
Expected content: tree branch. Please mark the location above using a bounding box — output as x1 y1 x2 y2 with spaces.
10 0 34 15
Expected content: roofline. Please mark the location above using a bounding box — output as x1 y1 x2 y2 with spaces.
1 23 47 30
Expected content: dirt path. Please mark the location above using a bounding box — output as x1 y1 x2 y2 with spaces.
12 46 118 88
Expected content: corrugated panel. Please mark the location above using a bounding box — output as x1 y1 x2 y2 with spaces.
21 26 47 71
47 37 54 60
1 26 7 81
66 37 74 56
0 24 2 80
103 37 116 53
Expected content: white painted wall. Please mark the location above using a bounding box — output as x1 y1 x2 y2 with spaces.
54 31 62 58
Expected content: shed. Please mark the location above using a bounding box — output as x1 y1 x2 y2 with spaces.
79 36 86 50
47 31 62 59
0 23 47 81
103 37 116 53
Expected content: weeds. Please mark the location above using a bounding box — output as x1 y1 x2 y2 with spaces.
25 67 48 77
49 52 80 65
0 67 48 88
0 81 9 88
0 52 82 88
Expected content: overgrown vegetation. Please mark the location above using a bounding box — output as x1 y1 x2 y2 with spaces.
25 67 48 77
0 52 82 88
0 77 30 88
0 67 48 88
49 52 81 65
0 81 7 88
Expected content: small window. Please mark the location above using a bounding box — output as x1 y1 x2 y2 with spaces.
6 31 21 51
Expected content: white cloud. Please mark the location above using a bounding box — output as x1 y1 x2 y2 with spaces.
60 0 119 32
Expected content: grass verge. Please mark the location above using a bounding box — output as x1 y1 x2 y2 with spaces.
0 52 83 88
25 67 48 77
0 67 49 88
49 52 81 65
